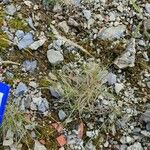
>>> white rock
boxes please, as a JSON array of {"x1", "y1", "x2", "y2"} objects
[
  {"x1": 145, "y1": 3, "x2": 150, "y2": 14},
  {"x1": 29, "y1": 37, "x2": 46, "y2": 50},
  {"x1": 127, "y1": 142, "x2": 143, "y2": 150},
  {"x1": 34, "y1": 140, "x2": 47, "y2": 150},
  {"x1": 117, "y1": 5, "x2": 124, "y2": 12},
  {"x1": 29, "y1": 81, "x2": 38, "y2": 88},
  {"x1": 104, "y1": 141, "x2": 109, "y2": 147},
  {"x1": 47, "y1": 49, "x2": 64, "y2": 65},
  {"x1": 115, "y1": 83, "x2": 124, "y2": 94},
  {"x1": 86, "y1": 131, "x2": 95, "y2": 137},
  {"x1": 58, "y1": 21, "x2": 69, "y2": 33},
  {"x1": 24, "y1": 0, "x2": 33, "y2": 7},
  {"x1": 109, "y1": 12, "x2": 116, "y2": 21},
  {"x1": 5, "y1": 4, "x2": 16, "y2": 16},
  {"x1": 126, "y1": 136, "x2": 133, "y2": 143},
  {"x1": 143, "y1": 52, "x2": 149, "y2": 62},
  {"x1": 138, "y1": 40, "x2": 146, "y2": 47},
  {"x1": 3, "y1": 139, "x2": 14, "y2": 146},
  {"x1": 83, "y1": 9, "x2": 91, "y2": 20}
]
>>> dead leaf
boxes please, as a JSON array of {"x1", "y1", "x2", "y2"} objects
[
  {"x1": 77, "y1": 121, "x2": 84, "y2": 139},
  {"x1": 51, "y1": 122, "x2": 63, "y2": 133},
  {"x1": 56, "y1": 135, "x2": 67, "y2": 147}
]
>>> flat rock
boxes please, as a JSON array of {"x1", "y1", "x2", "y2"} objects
[
  {"x1": 127, "y1": 142, "x2": 143, "y2": 150},
  {"x1": 18, "y1": 33, "x2": 34, "y2": 50},
  {"x1": 47, "y1": 49, "x2": 64, "y2": 65},
  {"x1": 29, "y1": 37, "x2": 46, "y2": 50},
  {"x1": 99, "y1": 25, "x2": 126, "y2": 40},
  {"x1": 22, "y1": 60, "x2": 37, "y2": 72}
]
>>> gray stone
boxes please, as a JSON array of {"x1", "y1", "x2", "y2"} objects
[
  {"x1": 29, "y1": 37, "x2": 46, "y2": 50},
  {"x1": 18, "y1": 33, "x2": 34, "y2": 50},
  {"x1": 58, "y1": 21, "x2": 69, "y2": 33},
  {"x1": 120, "y1": 145, "x2": 127, "y2": 150},
  {"x1": 49, "y1": 86, "x2": 61, "y2": 99},
  {"x1": 30, "y1": 102, "x2": 37, "y2": 110},
  {"x1": 145, "y1": 3, "x2": 150, "y2": 14},
  {"x1": 22, "y1": 60, "x2": 37, "y2": 72},
  {"x1": 5, "y1": 4, "x2": 16, "y2": 16},
  {"x1": 32, "y1": 97, "x2": 49, "y2": 113},
  {"x1": 109, "y1": 12, "x2": 116, "y2": 21},
  {"x1": 47, "y1": 49, "x2": 64, "y2": 65},
  {"x1": 15, "y1": 30, "x2": 24, "y2": 40},
  {"x1": 143, "y1": 52, "x2": 149, "y2": 61},
  {"x1": 107, "y1": 72, "x2": 117, "y2": 85},
  {"x1": 127, "y1": 142, "x2": 143, "y2": 150},
  {"x1": 29, "y1": 81, "x2": 38, "y2": 88},
  {"x1": 73, "y1": 0, "x2": 81, "y2": 6},
  {"x1": 146, "y1": 123, "x2": 150, "y2": 131},
  {"x1": 38, "y1": 101, "x2": 47, "y2": 113},
  {"x1": 34, "y1": 140, "x2": 47, "y2": 150},
  {"x1": 133, "y1": 127, "x2": 141, "y2": 134},
  {"x1": 52, "y1": 39, "x2": 64, "y2": 50},
  {"x1": 3, "y1": 129, "x2": 14, "y2": 146},
  {"x1": 2, "y1": 0, "x2": 10, "y2": 4},
  {"x1": 114, "y1": 38, "x2": 136, "y2": 69},
  {"x1": 27, "y1": 17, "x2": 36, "y2": 30},
  {"x1": 15, "y1": 82, "x2": 28, "y2": 96},
  {"x1": 58, "y1": 109, "x2": 67, "y2": 120},
  {"x1": 83, "y1": 9, "x2": 91, "y2": 20},
  {"x1": 117, "y1": 5, "x2": 124, "y2": 12},
  {"x1": 144, "y1": 19, "x2": 150, "y2": 32},
  {"x1": 85, "y1": 141, "x2": 96, "y2": 150},
  {"x1": 6, "y1": 71, "x2": 14, "y2": 78},
  {"x1": 68, "y1": 17, "x2": 79, "y2": 27},
  {"x1": 138, "y1": 40, "x2": 146, "y2": 47},
  {"x1": 147, "y1": 82, "x2": 150, "y2": 88},
  {"x1": 99, "y1": 25, "x2": 126, "y2": 40},
  {"x1": 142, "y1": 110, "x2": 150, "y2": 123},
  {"x1": 53, "y1": 3, "x2": 62, "y2": 13}
]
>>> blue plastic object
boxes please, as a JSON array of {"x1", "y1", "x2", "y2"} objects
[{"x1": 0, "y1": 82, "x2": 10, "y2": 125}]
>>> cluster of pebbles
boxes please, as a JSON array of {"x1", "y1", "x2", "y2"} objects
[{"x1": 0, "y1": 0, "x2": 149, "y2": 149}]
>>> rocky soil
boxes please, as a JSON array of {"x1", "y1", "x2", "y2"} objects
[{"x1": 0, "y1": 0, "x2": 150, "y2": 150}]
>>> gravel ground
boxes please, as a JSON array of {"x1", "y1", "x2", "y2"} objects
[{"x1": 0, "y1": 0, "x2": 150, "y2": 150}]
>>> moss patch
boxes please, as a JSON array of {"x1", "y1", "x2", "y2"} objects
[
  {"x1": 8, "y1": 18, "x2": 29, "y2": 31},
  {"x1": 0, "y1": 32, "x2": 10, "y2": 51}
]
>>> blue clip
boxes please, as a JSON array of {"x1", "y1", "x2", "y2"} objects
[{"x1": 0, "y1": 82, "x2": 10, "y2": 125}]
